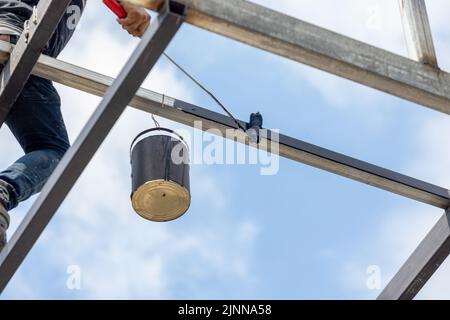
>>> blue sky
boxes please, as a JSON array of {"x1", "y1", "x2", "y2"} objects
[{"x1": 1, "y1": 0, "x2": 450, "y2": 299}]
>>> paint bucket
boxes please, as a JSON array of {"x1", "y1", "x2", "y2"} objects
[{"x1": 130, "y1": 128, "x2": 190, "y2": 222}]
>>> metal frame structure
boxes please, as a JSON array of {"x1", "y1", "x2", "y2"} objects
[
  {"x1": 0, "y1": 0, "x2": 448, "y2": 299},
  {"x1": 0, "y1": 0, "x2": 72, "y2": 125}
]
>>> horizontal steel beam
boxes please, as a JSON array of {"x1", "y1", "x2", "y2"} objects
[
  {"x1": 0, "y1": 40, "x2": 448, "y2": 209},
  {"x1": 125, "y1": 0, "x2": 450, "y2": 115},
  {"x1": 0, "y1": 0, "x2": 72, "y2": 126},
  {"x1": 0, "y1": 7, "x2": 184, "y2": 293},
  {"x1": 378, "y1": 208, "x2": 450, "y2": 300}
]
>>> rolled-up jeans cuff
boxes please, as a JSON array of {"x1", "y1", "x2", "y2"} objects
[{"x1": 0, "y1": 179, "x2": 18, "y2": 211}]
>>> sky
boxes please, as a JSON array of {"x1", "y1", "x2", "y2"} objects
[{"x1": 1, "y1": 0, "x2": 450, "y2": 299}]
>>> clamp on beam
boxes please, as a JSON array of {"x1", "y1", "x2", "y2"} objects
[{"x1": 247, "y1": 112, "x2": 263, "y2": 144}]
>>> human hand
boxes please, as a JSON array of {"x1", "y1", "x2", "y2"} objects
[{"x1": 117, "y1": 3, "x2": 151, "y2": 37}]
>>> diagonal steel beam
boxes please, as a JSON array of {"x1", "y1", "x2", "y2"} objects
[
  {"x1": 0, "y1": 0, "x2": 72, "y2": 126},
  {"x1": 0, "y1": 4, "x2": 184, "y2": 293},
  {"x1": 399, "y1": 0, "x2": 438, "y2": 67},
  {"x1": 378, "y1": 208, "x2": 450, "y2": 300},
  {"x1": 0, "y1": 40, "x2": 448, "y2": 210},
  {"x1": 124, "y1": 0, "x2": 450, "y2": 115}
]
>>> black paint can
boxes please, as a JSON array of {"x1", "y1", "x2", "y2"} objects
[{"x1": 130, "y1": 128, "x2": 190, "y2": 222}]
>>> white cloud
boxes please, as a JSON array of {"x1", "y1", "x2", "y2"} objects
[
  {"x1": 254, "y1": 0, "x2": 405, "y2": 54},
  {"x1": 71, "y1": 0, "x2": 449, "y2": 300},
  {"x1": 401, "y1": 116, "x2": 450, "y2": 299},
  {"x1": 337, "y1": 115, "x2": 450, "y2": 299},
  {"x1": 3, "y1": 1, "x2": 261, "y2": 299},
  {"x1": 2, "y1": 0, "x2": 450, "y2": 300},
  {"x1": 252, "y1": 0, "x2": 450, "y2": 116},
  {"x1": 250, "y1": 0, "x2": 405, "y2": 115},
  {"x1": 248, "y1": 4, "x2": 450, "y2": 299}
]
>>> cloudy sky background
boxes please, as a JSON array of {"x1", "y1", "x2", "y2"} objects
[{"x1": 1, "y1": 0, "x2": 450, "y2": 299}]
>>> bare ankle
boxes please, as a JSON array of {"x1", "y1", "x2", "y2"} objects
[{"x1": 0, "y1": 35, "x2": 11, "y2": 42}]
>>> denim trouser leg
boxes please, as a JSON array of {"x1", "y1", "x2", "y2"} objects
[{"x1": 0, "y1": 76, "x2": 70, "y2": 211}]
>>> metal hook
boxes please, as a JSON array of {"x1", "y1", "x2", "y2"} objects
[
  {"x1": 23, "y1": 20, "x2": 30, "y2": 44},
  {"x1": 150, "y1": 94, "x2": 164, "y2": 128},
  {"x1": 151, "y1": 114, "x2": 160, "y2": 128}
]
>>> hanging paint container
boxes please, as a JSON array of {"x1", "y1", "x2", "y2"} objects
[{"x1": 130, "y1": 128, "x2": 191, "y2": 222}]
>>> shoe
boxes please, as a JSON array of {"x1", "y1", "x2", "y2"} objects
[{"x1": 0, "y1": 202, "x2": 9, "y2": 252}]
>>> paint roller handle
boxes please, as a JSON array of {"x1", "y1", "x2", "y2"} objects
[{"x1": 103, "y1": 0, "x2": 128, "y2": 19}]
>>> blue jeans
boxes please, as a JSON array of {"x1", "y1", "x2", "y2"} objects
[{"x1": 0, "y1": 75, "x2": 70, "y2": 211}]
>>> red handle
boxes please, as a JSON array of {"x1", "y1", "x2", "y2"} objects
[{"x1": 103, "y1": 0, "x2": 127, "y2": 19}]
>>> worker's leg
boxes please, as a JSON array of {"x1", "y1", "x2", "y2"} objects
[{"x1": 0, "y1": 76, "x2": 70, "y2": 211}]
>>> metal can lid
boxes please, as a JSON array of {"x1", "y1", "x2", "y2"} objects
[{"x1": 132, "y1": 179, "x2": 191, "y2": 222}]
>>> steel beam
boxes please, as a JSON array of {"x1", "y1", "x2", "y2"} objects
[
  {"x1": 0, "y1": 5, "x2": 184, "y2": 293},
  {"x1": 124, "y1": 0, "x2": 450, "y2": 115},
  {"x1": 0, "y1": 0, "x2": 72, "y2": 126},
  {"x1": 0, "y1": 40, "x2": 448, "y2": 210},
  {"x1": 123, "y1": 0, "x2": 450, "y2": 301},
  {"x1": 0, "y1": 0, "x2": 449, "y2": 297},
  {"x1": 399, "y1": 0, "x2": 438, "y2": 67},
  {"x1": 378, "y1": 209, "x2": 450, "y2": 300}
]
